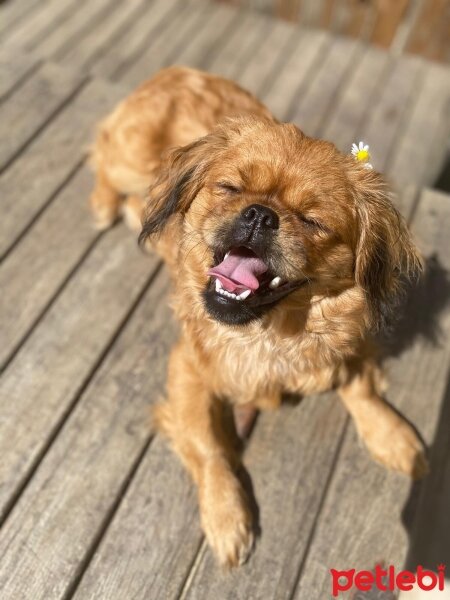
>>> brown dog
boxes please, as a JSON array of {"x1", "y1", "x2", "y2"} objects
[{"x1": 90, "y1": 66, "x2": 427, "y2": 568}]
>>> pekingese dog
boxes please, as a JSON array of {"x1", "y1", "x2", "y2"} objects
[{"x1": 90, "y1": 66, "x2": 427, "y2": 567}]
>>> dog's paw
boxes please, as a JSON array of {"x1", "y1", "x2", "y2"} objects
[
  {"x1": 200, "y1": 471, "x2": 254, "y2": 568},
  {"x1": 363, "y1": 417, "x2": 429, "y2": 479},
  {"x1": 91, "y1": 207, "x2": 117, "y2": 231}
]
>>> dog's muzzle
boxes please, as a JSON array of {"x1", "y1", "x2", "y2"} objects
[{"x1": 202, "y1": 205, "x2": 308, "y2": 325}]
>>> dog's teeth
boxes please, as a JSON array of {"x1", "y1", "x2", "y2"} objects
[
  {"x1": 221, "y1": 290, "x2": 237, "y2": 299},
  {"x1": 215, "y1": 279, "x2": 223, "y2": 292},
  {"x1": 269, "y1": 276, "x2": 282, "y2": 289},
  {"x1": 238, "y1": 289, "x2": 251, "y2": 300},
  {"x1": 224, "y1": 251, "x2": 230, "y2": 259}
]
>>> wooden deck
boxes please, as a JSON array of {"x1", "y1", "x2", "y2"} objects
[{"x1": 0, "y1": 0, "x2": 449, "y2": 598}]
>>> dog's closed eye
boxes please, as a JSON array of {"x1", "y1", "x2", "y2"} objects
[
  {"x1": 297, "y1": 213, "x2": 329, "y2": 233},
  {"x1": 216, "y1": 182, "x2": 241, "y2": 194}
]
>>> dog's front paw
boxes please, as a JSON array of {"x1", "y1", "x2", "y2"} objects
[
  {"x1": 362, "y1": 417, "x2": 429, "y2": 479},
  {"x1": 199, "y1": 467, "x2": 254, "y2": 568}
]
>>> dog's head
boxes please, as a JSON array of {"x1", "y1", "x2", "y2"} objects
[{"x1": 140, "y1": 117, "x2": 422, "y2": 329}]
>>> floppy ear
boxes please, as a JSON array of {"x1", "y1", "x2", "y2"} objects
[
  {"x1": 351, "y1": 166, "x2": 423, "y2": 330},
  {"x1": 138, "y1": 130, "x2": 227, "y2": 245}
]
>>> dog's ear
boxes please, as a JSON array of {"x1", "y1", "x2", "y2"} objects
[
  {"x1": 350, "y1": 165, "x2": 423, "y2": 330},
  {"x1": 139, "y1": 130, "x2": 227, "y2": 245}
]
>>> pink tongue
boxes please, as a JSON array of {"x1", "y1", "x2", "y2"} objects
[{"x1": 208, "y1": 249, "x2": 268, "y2": 293}]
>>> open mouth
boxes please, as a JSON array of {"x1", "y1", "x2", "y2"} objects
[{"x1": 203, "y1": 246, "x2": 308, "y2": 325}]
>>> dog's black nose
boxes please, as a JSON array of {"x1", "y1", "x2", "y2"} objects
[{"x1": 241, "y1": 204, "x2": 279, "y2": 231}]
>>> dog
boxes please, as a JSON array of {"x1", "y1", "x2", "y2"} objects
[{"x1": 90, "y1": 66, "x2": 428, "y2": 568}]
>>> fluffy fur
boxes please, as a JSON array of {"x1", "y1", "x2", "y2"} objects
[{"x1": 90, "y1": 66, "x2": 427, "y2": 568}]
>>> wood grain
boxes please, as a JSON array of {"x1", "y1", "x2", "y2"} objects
[
  {"x1": 34, "y1": 0, "x2": 125, "y2": 62},
  {"x1": 0, "y1": 223, "x2": 159, "y2": 523},
  {"x1": 387, "y1": 62, "x2": 450, "y2": 187},
  {"x1": 55, "y1": 0, "x2": 149, "y2": 71},
  {"x1": 0, "y1": 45, "x2": 39, "y2": 101},
  {"x1": 262, "y1": 29, "x2": 329, "y2": 120},
  {"x1": 0, "y1": 77, "x2": 125, "y2": 259},
  {"x1": 358, "y1": 54, "x2": 424, "y2": 173},
  {"x1": 0, "y1": 269, "x2": 174, "y2": 600},
  {"x1": 90, "y1": 0, "x2": 181, "y2": 81},
  {"x1": 322, "y1": 44, "x2": 389, "y2": 152},
  {"x1": 164, "y1": 3, "x2": 241, "y2": 71},
  {"x1": 0, "y1": 61, "x2": 84, "y2": 173},
  {"x1": 120, "y1": 3, "x2": 209, "y2": 88},
  {"x1": 289, "y1": 35, "x2": 359, "y2": 135},
  {"x1": 0, "y1": 168, "x2": 97, "y2": 367},
  {"x1": 207, "y1": 10, "x2": 271, "y2": 79},
  {"x1": 234, "y1": 18, "x2": 299, "y2": 96},
  {"x1": 73, "y1": 436, "x2": 202, "y2": 600},
  {"x1": 0, "y1": 0, "x2": 42, "y2": 38},
  {"x1": 2, "y1": 0, "x2": 84, "y2": 51}
]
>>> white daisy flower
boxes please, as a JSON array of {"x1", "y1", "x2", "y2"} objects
[{"x1": 351, "y1": 141, "x2": 372, "y2": 168}]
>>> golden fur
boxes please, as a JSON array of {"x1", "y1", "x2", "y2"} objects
[{"x1": 90, "y1": 66, "x2": 427, "y2": 568}]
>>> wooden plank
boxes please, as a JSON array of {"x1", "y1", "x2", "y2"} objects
[
  {"x1": 0, "y1": 268, "x2": 174, "y2": 600},
  {"x1": 2, "y1": 0, "x2": 85, "y2": 51},
  {"x1": 90, "y1": 0, "x2": 183, "y2": 81},
  {"x1": 262, "y1": 29, "x2": 330, "y2": 121},
  {"x1": 292, "y1": 187, "x2": 450, "y2": 598},
  {"x1": 405, "y1": 362, "x2": 450, "y2": 572},
  {"x1": 370, "y1": 0, "x2": 409, "y2": 48},
  {"x1": 207, "y1": 10, "x2": 271, "y2": 79},
  {"x1": 33, "y1": 0, "x2": 123, "y2": 61},
  {"x1": 386, "y1": 62, "x2": 450, "y2": 187},
  {"x1": 0, "y1": 0, "x2": 42, "y2": 37},
  {"x1": 0, "y1": 61, "x2": 85, "y2": 173},
  {"x1": 0, "y1": 168, "x2": 97, "y2": 368},
  {"x1": 0, "y1": 77, "x2": 126, "y2": 260},
  {"x1": 357, "y1": 54, "x2": 424, "y2": 174},
  {"x1": 321, "y1": 44, "x2": 389, "y2": 153},
  {"x1": 406, "y1": 0, "x2": 448, "y2": 59},
  {"x1": 0, "y1": 223, "x2": 160, "y2": 525},
  {"x1": 73, "y1": 436, "x2": 202, "y2": 600},
  {"x1": 54, "y1": 0, "x2": 149, "y2": 71},
  {"x1": 233, "y1": 18, "x2": 298, "y2": 96},
  {"x1": 120, "y1": 3, "x2": 210, "y2": 88},
  {"x1": 289, "y1": 35, "x2": 359, "y2": 135},
  {"x1": 160, "y1": 2, "x2": 241, "y2": 71},
  {"x1": 0, "y1": 45, "x2": 39, "y2": 101}
]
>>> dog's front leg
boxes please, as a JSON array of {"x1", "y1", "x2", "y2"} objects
[
  {"x1": 338, "y1": 359, "x2": 429, "y2": 479},
  {"x1": 154, "y1": 339, "x2": 254, "y2": 567}
]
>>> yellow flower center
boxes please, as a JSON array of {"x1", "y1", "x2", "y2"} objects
[{"x1": 356, "y1": 149, "x2": 370, "y2": 162}]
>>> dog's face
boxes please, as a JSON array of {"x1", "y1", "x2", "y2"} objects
[{"x1": 141, "y1": 117, "x2": 421, "y2": 329}]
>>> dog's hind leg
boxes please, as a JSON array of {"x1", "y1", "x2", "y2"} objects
[
  {"x1": 153, "y1": 339, "x2": 254, "y2": 568},
  {"x1": 90, "y1": 169, "x2": 122, "y2": 230},
  {"x1": 122, "y1": 195, "x2": 145, "y2": 232}
]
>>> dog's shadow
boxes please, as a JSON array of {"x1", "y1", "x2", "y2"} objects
[
  {"x1": 394, "y1": 256, "x2": 450, "y2": 572},
  {"x1": 371, "y1": 255, "x2": 450, "y2": 572},
  {"x1": 379, "y1": 254, "x2": 450, "y2": 359}
]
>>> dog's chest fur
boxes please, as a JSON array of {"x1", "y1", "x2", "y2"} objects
[{"x1": 201, "y1": 316, "x2": 358, "y2": 405}]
